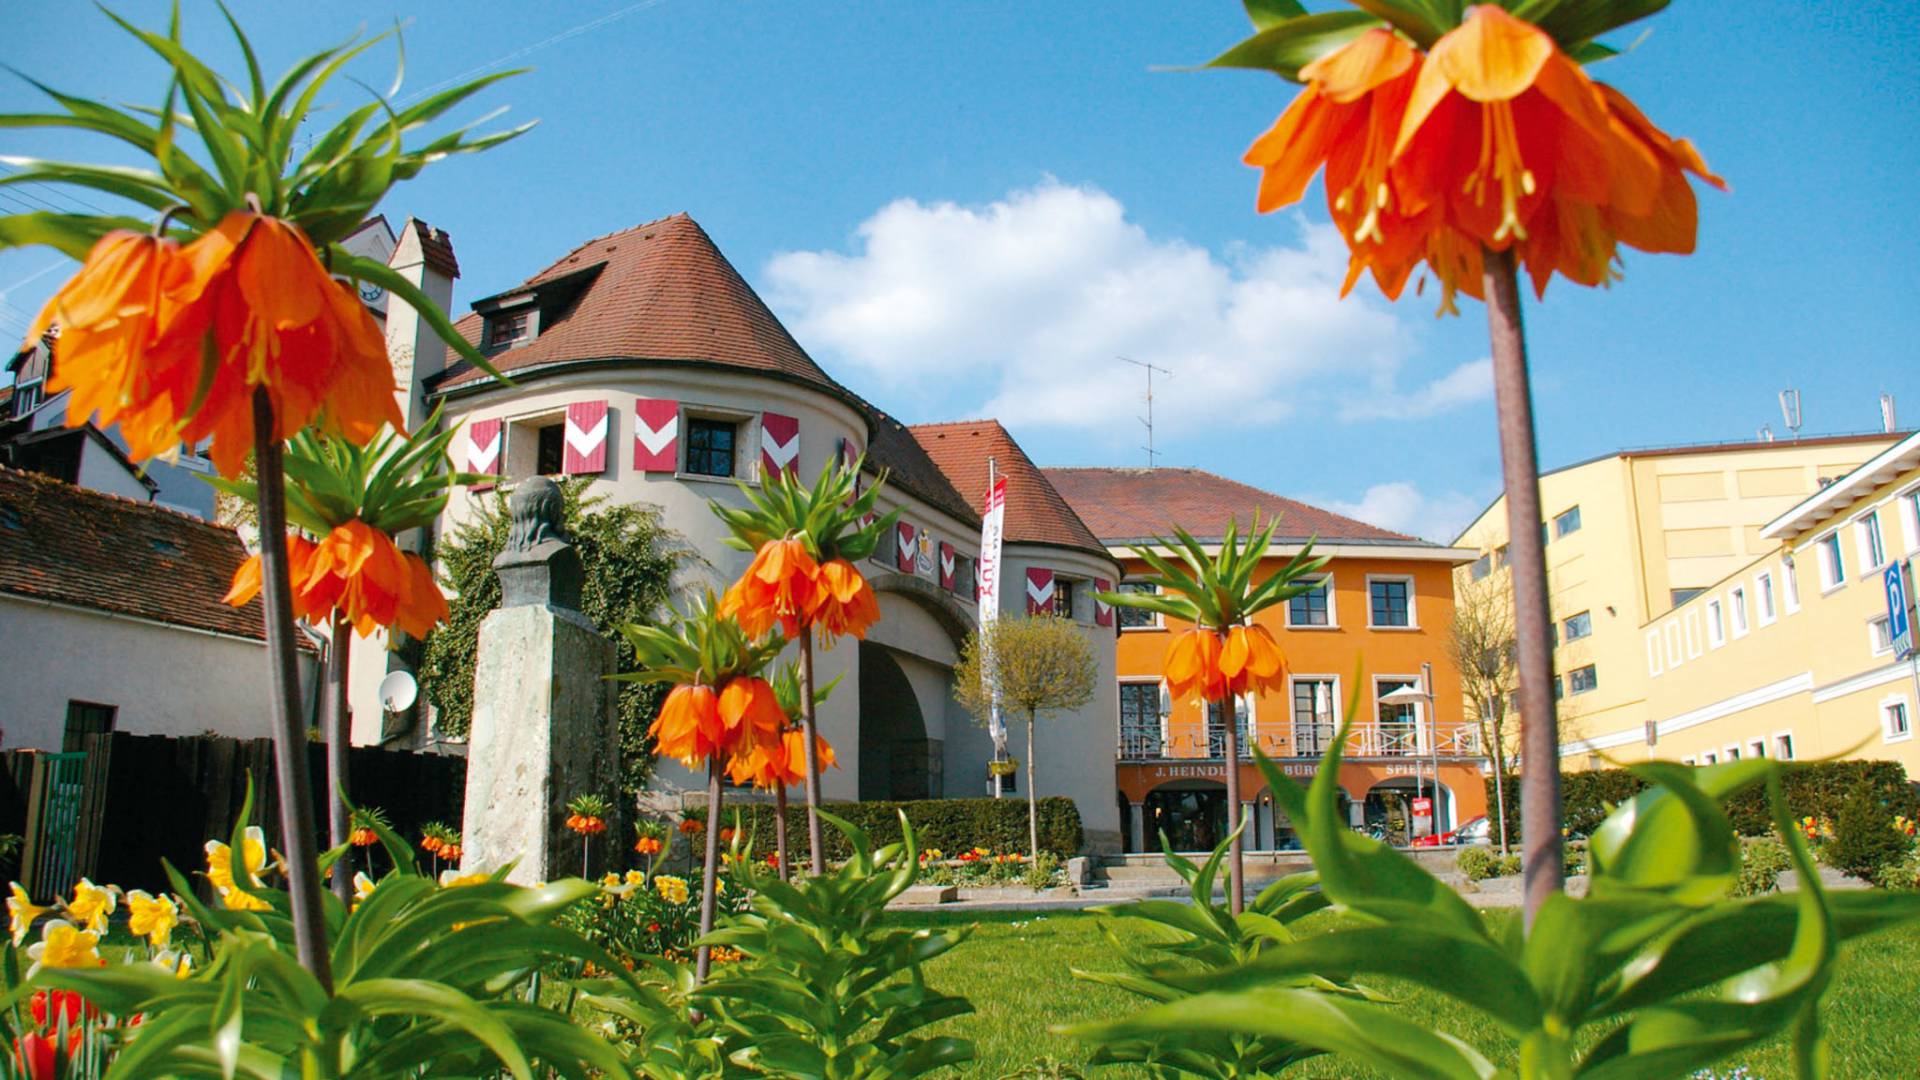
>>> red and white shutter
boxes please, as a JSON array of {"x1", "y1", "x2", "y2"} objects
[
  {"x1": 896, "y1": 522, "x2": 917, "y2": 573},
  {"x1": 1025, "y1": 568, "x2": 1055, "y2": 615},
  {"x1": 760, "y1": 412, "x2": 799, "y2": 478},
  {"x1": 632, "y1": 399, "x2": 679, "y2": 472},
  {"x1": 466, "y1": 418, "x2": 503, "y2": 478},
  {"x1": 1093, "y1": 577, "x2": 1115, "y2": 627},
  {"x1": 563, "y1": 400, "x2": 609, "y2": 474},
  {"x1": 938, "y1": 542, "x2": 957, "y2": 591}
]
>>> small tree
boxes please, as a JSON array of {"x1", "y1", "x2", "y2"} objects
[
  {"x1": 1827, "y1": 780, "x2": 1912, "y2": 883},
  {"x1": 954, "y1": 615, "x2": 1097, "y2": 862},
  {"x1": 1447, "y1": 576, "x2": 1518, "y2": 855},
  {"x1": 420, "y1": 479, "x2": 686, "y2": 798}
]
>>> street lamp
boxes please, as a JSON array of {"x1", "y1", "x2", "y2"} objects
[{"x1": 1379, "y1": 661, "x2": 1442, "y2": 835}]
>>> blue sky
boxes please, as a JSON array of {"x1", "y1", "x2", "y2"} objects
[{"x1": 5, "y1": 1, "x2": 1917, "y2": 540}]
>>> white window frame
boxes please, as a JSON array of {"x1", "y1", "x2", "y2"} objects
[
  {"x1": 1563, "y1": 610, "x2": 1593, "y2": 642},
  {"x1": 1116, "y1": 677, "x2": 1169, "y2": 753},
  {"x1": 1684, "y1": 609, "x2": 1704, "y2": 658},
  {"x1": 1114, "y1": 581, "x2": 1165, "y2": 631},
  {"x1": 1288, "y1": 673, "x2": 1343, "y2": 756},
  {"x1": 1756, "y1": 571, "x2": 1777, "y2": 626},
  {"x1": 1645, "y1": 631, "x2": 1664, "y2": 677},
  {"x1": 1363, "y1": 574, "x2": 1418, "y2": 630},
  {"x1": 1567, "y1": 663, "x2": 1598, "y2": 696},
  {"x1": 1749, "y1": 738, "x2": 1767, "y2": 759},
  {"x1": 1284, "y1": 573, "x2": 1338, "y2": 630},
  {"x1": 1903, "y1": 484, "x2": 1920, "y2": 555},
  {"x1": 1729, "y1": 586, "x2": 1750, "y2": 638},
  {"x1": 503, "y1": 406, "x2": 569, "y2": 481},
  {"x1": 678, "y1": 404, "x2": 758, "y2": 486},
  {"x1": 1703, "y1": 751, "x2": 1718, "y2": 765},
  {"x1": 1665, "y1": 622, "x2": 1683, "y2": 668},
  {"x1": 1706, "y1": 598, "x2": 1726, "y2": 648},
  {"x1": 1870, "y1": 614, "x2": 1895, "y2": 657},
  {"x1": 1723, "y1": 744, "x2": 1741, "y2": 761},
  {"x1": 1773, "y1": 730, "x2": 1796, "y2": 761},
  {"x1": 1783, "y1": 556, "x2": 1802, "y2": 613},
  {"x1": 1816, "y1": 531, "x2": 1846, "y2": 593},
  {"x1": 1856, "y1": 510, "x2": 1888, "y2": 576},
  {"x1": 1881, "y1": 694, "x2": 1912, "y2": 744}
]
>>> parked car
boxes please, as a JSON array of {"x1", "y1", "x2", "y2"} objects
[{"x1": 1410, "y1": 815, "x2": 1491, "y2": 848}]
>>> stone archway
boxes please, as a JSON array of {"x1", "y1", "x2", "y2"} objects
[{"x1": 857, "y1": 642, "x2": 937, "y2": 800}]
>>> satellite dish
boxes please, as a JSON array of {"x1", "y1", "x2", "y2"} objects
[{"x1": 378, "y1": 670, "x2": 418, "y2": 713}]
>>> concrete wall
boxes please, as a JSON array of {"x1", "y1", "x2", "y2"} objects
[{"x1": 0, "y1": 596, "x2": 319, "y2": 750}]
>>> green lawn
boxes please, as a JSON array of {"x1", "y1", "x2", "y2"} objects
[{"x1": 904, "y1": 906, "x2": 1920, "y2": 1079}]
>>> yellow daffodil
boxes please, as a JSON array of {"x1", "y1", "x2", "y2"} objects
[
  {"x1": 623, "y1": 869, "x2": 646, "y2": 887},
  {"x1": 125, "y1": 890, "x2": 178, "y2": 948},
  {"x1": 438, "y1": 870, "x2": 489, "y2": 888},
  {"x1": 600, "y1": 872, "x2": 622, "y2": 888},
  {"x1": 205, "y1": 828, "x2": 268, "y2": 893},
  {"x1": 352, "y1": 872, "x2": 376, "y2": 907},
  {"x1": 8, "y1": 883, "x2": 50, "y2": 947},
  {"x1": 153, "y1": 948, "x2": 193, "y2": 979},
  {"x1": 27, "y1": 920, "x2": 104, "y2": 976},
  {"x1": 64, "y1": 878, "x2": 116, "y2": 935},
  {"x1": 654, "y1": 875, "x2": 690, "y2": 905}
]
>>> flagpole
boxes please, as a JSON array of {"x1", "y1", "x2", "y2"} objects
[{"x1": 985, "y1": 458, "x2": 1005, "y2": 799}]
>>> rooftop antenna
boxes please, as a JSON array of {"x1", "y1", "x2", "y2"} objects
[
  {"x1": 1757, "y1": 423, "x2": 1774, "y2": 442},
  {"x1": 1881, "y1": 393, "x2": 1898, "y2": 433},
  {"x1": 1778, "y1": 389, "x2": 1803, "y2": 439},
  {"x1": 1119, "y1": 356, "x2": 1172, "y2": 468}
]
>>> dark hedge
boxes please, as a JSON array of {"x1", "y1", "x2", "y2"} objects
[
  {"x1": 1487, "y1": 759, "x2": 1919, "y2": 845},
  {"x1": 688, "y1": 796, "x2": 1085, "y2": 859}
]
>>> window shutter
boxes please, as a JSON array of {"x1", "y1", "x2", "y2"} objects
[
  {"x1": 632, "y1": 398, "x2": 679, "y2": 472},
  {"x1": 466, "y1": 418, "x2": 502, "y2": 477},
  {"x1": 896, "y1": 522, "x2": 917, "y2": 573},
  {"x1": 760, "y1": 412, "x2": 800, "y2": 479},
  {"x1": 1093, "y1": 577, "x2": 1114, "y2": 627},
  {"x1": 563, "y1": 400, "x2": 609, "y2": 474},
  {"x1": 938, "y1": 542, "x2": 957, "y2": 590},
  {"x1": 1025, "y1": 567, "x2": 1055, "y2": 615}
]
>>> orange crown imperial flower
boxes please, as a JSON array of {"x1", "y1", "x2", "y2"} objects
[
  {"x1": 721, "y1": 537, "x2": 822, "y2": 640},
  {"x1": 223, "y1": 520, "x2": 449, "y2": 638},
  {"x1": 727, "y1": 726, "x2": 839, "y2": 790},
  {"x1": 649, "y1": 676, "x2": 785, "y2": 769},
  {"x1": 810, "y1": 558, "x2": 881, "y2": 641},
  {"x1": 1220, "y1": 624, "x2": 1286, "y2": 696}
]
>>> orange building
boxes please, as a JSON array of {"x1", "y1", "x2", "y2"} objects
[{"x1": 1047, "y1": 468, "x2": 1486, "y2": 852}]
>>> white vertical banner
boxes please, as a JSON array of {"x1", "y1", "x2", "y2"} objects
[{"x1": 979, "y1": 475, "x2": 1008, "y2": 757}]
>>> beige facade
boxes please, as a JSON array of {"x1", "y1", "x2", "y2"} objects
[
  {"x1": 1453, "y1": 434, "x2": 1899, "y2": 759},
  {"x1": 1585, "y1": 433, "x2": 1920, "y2": 772}
]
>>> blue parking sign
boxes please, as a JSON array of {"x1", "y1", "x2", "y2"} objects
[{"x1": 1887, "y1": 560, "x2": 1915, "y2": 659}]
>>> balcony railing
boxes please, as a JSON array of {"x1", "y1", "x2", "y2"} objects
[{"x1": 1118, "y1": 722, "x2": 1484, "y2": 762}]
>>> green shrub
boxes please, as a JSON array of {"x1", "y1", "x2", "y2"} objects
[
  {"x1": 1826, "y1": 780, "x2": 1915, "y2": 882},
  {"x1": 1456, "y1": 846, "x2": 1520, "y2": 881},
  {"x1": 690, "y1": 796, "x2": 1084, "y2": 859},
  {"x1": 1874, "y1": 848, "x2": 1920, "y2": 891},
  {"x1": 1731, "y1": 835, "x2": 1792, "y2": 897},
  {"x1": 1024, "y1": 852, "x2": 1061, "y2": 891},
  {"x1": 1489, "y1": 759, "x2": 1920, "y2": 845},
  {"x1": 1564, "y1": 840, "x2": 1588, "y2": 878}
]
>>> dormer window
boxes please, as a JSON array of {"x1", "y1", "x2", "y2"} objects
[{"x1": 487, "y1": 310, "x2": 530, "y2": 350}]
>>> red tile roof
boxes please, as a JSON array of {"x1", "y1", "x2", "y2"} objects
[
  {"x1": 910, "y1": 421, "x2": 1107, "y2": 558},
  {"x1": 0, "y1": 467, "x2": 272, "y2": 640},
  {"x1": 1041, "y1": 467, "x2": 1423, "y2": 547},
  {"x1": 433, "y1": 213, "x2": 840, "y2": 396}
]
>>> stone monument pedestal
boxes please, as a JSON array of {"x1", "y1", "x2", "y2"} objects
[{"x1": 461, "y1": 477, "x2": 623, "y2": 884}]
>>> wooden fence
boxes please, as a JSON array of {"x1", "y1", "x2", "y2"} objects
[{"x1": 5, "y1": 732, "x2": 466, "y2": 898}]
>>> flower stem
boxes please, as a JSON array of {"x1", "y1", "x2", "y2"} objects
[
  {"x1": 798, "y1": 631, "x2": 825, "y2": 876},
  {"x1": 774, "y1": 782, "x2": 791, "y2": 882},
  {"x1": 1480, "y1": 247, "x2": 1563, "y2": 928},
  {"x1": 695, "y1": 758, "x2": 723, "y2": 984},
  {"x1": 251, "y1": 387, "x2": 333, "y2": 990},
  {"x1": 327, "y1": 613, "x2": 353, "y2": 906},
  {"x1": 1219, "y1": 686, "x2": 1243, "y2": 915}
]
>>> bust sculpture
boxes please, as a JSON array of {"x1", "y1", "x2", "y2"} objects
[{"x1": 493, "y1": 476, "x2": 584, "y2": 610}]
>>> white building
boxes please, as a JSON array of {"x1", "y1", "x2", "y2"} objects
[{"x1": 352, "y1": 214, "x2": 1126, "y2": 849}]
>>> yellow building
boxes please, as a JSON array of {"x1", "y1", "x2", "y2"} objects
[
  {"x1": 1601, "y1": 431, "x2": 1920, "y2": 772},
  {"x1": 1452, "y1": 433, "x2": 1901, "y2": 758}
]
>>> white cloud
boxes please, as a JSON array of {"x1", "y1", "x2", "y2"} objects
[
  {"x1": 1339, "y1": 357, "x2": 1492, "y2": 420},
  {"x1": 764, "y1": 179, "x2": 1478, "y2": 440},
  {"x1": 1324, "y1": 482, "x2": 1486, "y2": 545}
]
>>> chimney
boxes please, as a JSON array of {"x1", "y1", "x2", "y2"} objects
[
  {"x1": 1882, "y1": 393, "x2": 1898, "y2": 434},
  {"x1": 385, "y1": 218, "x2": 460, "y2": 433}
]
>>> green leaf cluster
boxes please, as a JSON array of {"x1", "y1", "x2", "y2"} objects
[
  {"x1": 711, "y1": 455, "x2": 901, "y2": 566},
  {"x1": 207, "y1": 404, "x2": 478, "y2": 536},
  {"x1": 1202, "y1": 0, "x2": 1670, "y2": 82},
  {"x1": 1098, "y1": 515, "x2": 1326, "y2": 632},
  {"x1": 34, "y1": 786, "x2": 638, "y2": 1079},
  {"x1": 1069, "y1": 681, "x2": 1920, "y2": 1079},
  {"x1": 613, "y1": 589, "x2": 786, "y2": 691},
  {"x1": 1074, "y1": 826, "x2": 1366, "y2": 1078},
  {"x1": 418, "y1": 479, "x2": 684, "y2": 797},
  {"x1": 0, "y1": 4, "x2": 526, "y2": 384}
]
